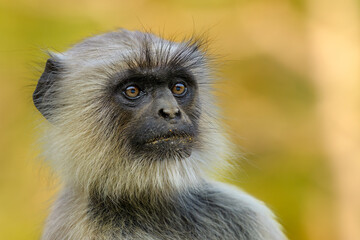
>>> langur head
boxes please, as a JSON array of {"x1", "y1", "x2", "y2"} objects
[{"x1": 33, "y1": 30, "x2": 230, "y2": 199}]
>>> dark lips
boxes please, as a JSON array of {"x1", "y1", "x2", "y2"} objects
[{"x1": 145, "y1": 132, "x2": 194, "y2": 145}]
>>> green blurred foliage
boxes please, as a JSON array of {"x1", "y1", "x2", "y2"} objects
[{"x1": 0, "y1": 0, "x2": 336, "y2": 239}]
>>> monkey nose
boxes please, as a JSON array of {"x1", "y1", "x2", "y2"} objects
[{"x1": 158, "y1": 107, "x2": 181, "y2": 120}]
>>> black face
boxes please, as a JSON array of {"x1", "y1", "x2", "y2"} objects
[{"x1": 110, "y1": 67, "x2": 200, "y2": 160}]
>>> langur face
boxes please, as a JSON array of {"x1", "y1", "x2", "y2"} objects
[{"x1": 34, "y1": 34, "x2": 206, "y2": 162}]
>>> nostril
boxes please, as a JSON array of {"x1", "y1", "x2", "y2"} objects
[
  {"x1": 159, "y1": 108, "x2": 169, "y2": 119},
  {"x1": 175, "y1": 109, "x2": 181, "y2": 118}
]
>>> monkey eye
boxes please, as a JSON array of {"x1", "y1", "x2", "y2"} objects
[
  {"x1": 171, "y1": 82, "x2": 187, "y2": 97},
  {"x1": 123, "y1": 85, "x2": 141, "y2": 99}
]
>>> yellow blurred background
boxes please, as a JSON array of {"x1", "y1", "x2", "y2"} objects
[{"x1": 1, "y1": 0, "x2": 359, "y2": 239}]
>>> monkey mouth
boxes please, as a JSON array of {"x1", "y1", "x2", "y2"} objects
[
  {"x1": 141, "y1": 133, "x2": 194, "y2": 159},
  {"x1": 130, "y1": 127, "x2": 197, "y2": 159},
  {"x1": 145, "y1": 133, "x2": 194, "y2": 145}
]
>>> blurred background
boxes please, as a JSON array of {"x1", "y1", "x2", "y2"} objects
[{"x1": 0, "y1": 0, "x2": 359, "y2": 239}]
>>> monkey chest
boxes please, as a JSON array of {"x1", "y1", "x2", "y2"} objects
[{"x1": 87, "y1": 196, "x2": 252, "y2": 240}]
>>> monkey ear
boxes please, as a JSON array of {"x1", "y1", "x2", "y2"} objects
[{"x1": 33, "y1": 58, "x2": 61, "y2": 121}]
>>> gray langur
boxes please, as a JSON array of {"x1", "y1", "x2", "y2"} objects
[{"x1": 33, "y1": 29, "x2": 287, "y2": 240}]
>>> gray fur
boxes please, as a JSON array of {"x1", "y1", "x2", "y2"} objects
[{"x1": 35, "y1": 29, "x2": 287, "y2": 240}]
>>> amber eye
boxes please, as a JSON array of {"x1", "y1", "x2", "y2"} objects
[
  {"x1": 172, "y1": 83, "x2": 187, "y2": 96},
  {"x1": 124, "y1": 85, "x2": 140, "y2": 99}
]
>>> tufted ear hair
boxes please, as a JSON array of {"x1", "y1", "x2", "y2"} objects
[{"x1": 33, "y1": 58, "x2": 62, "y2": 121}]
